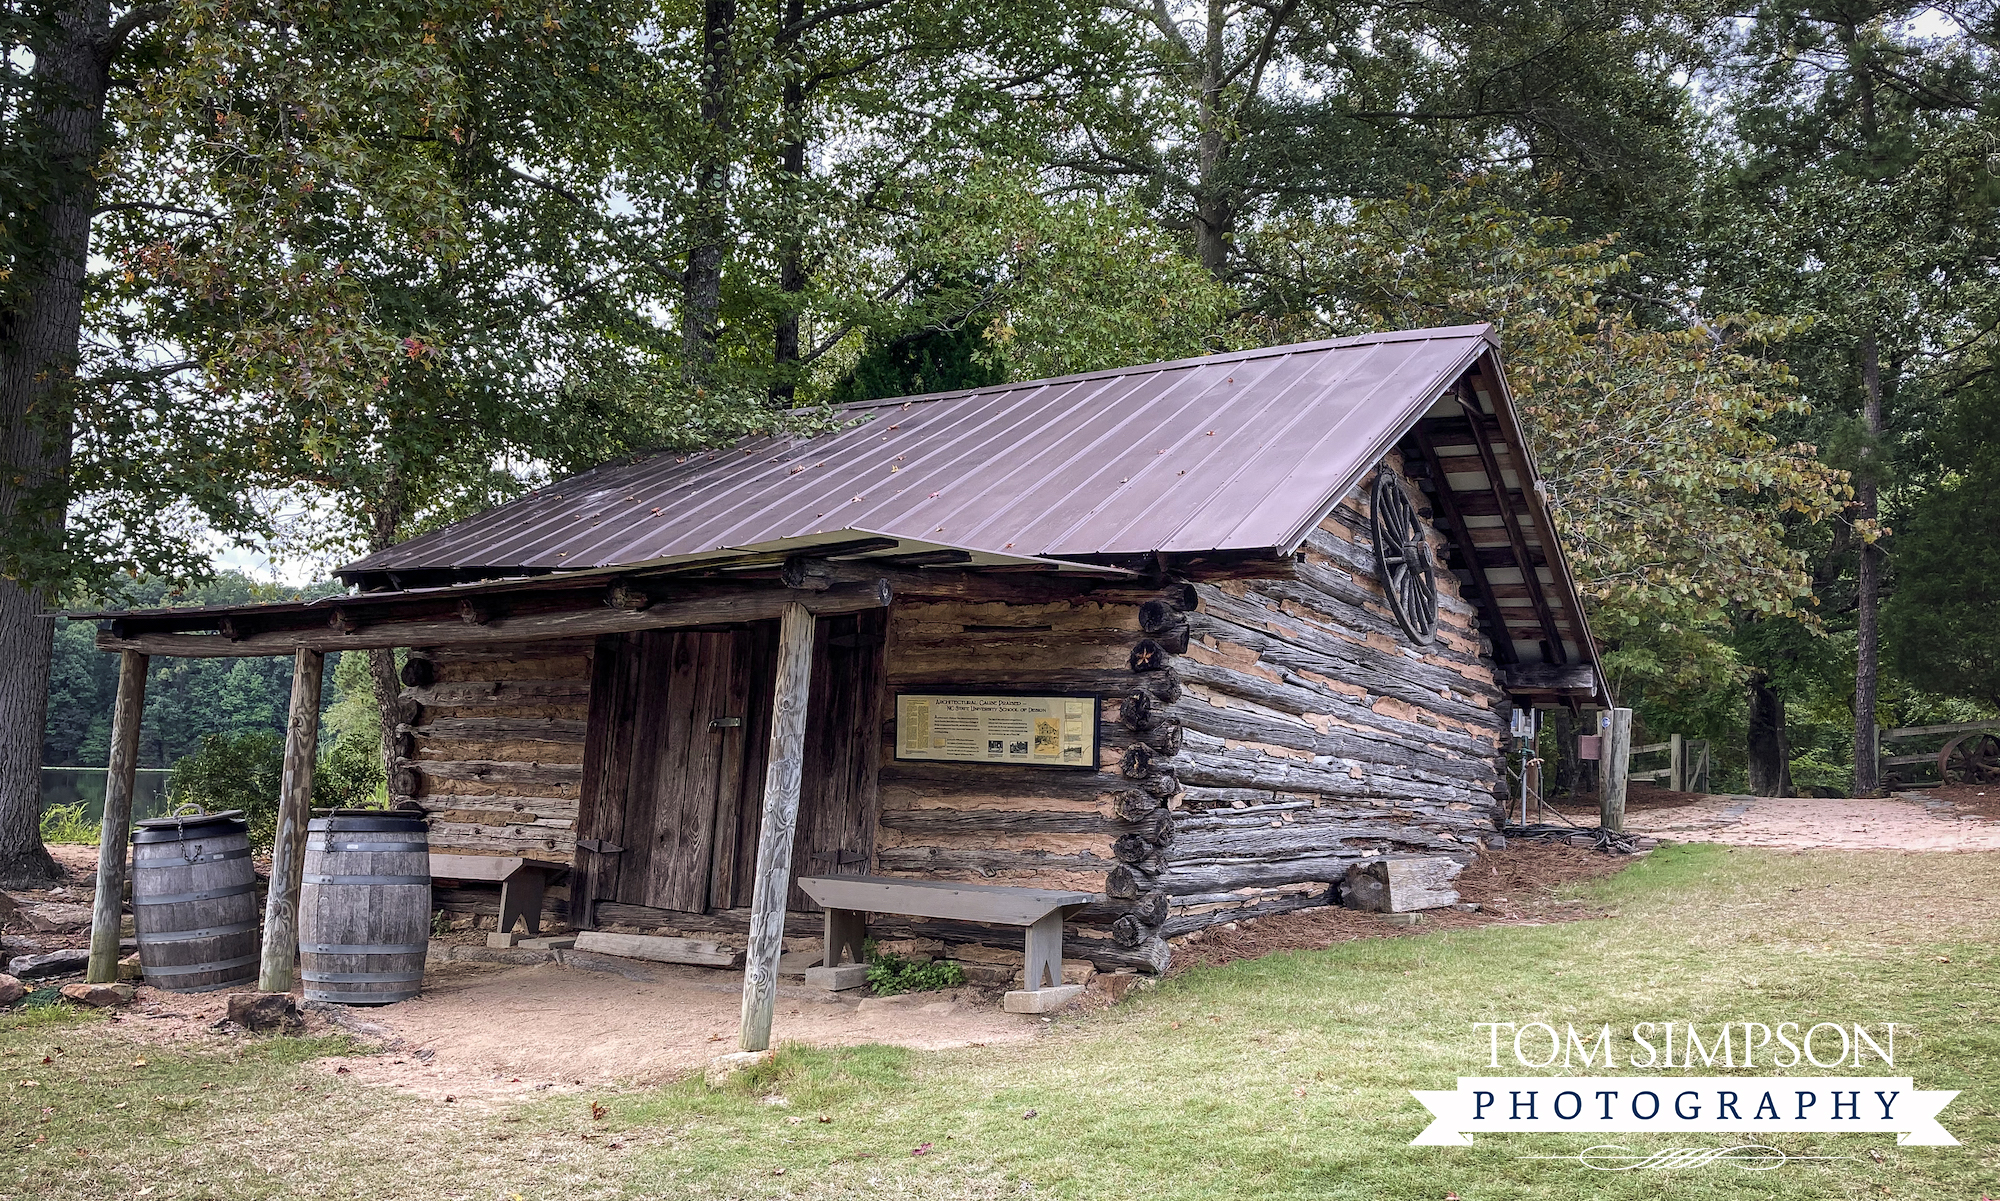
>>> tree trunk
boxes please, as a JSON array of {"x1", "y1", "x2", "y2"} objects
[
  {"x1": 1747, "y1": 671, "x2": 1792, "y2": 799},
  {"x1": 366, "y1": 476, "x2": 407, "y2": 786},
  {"x1": 1191, "y1": 0, "x2": 1232, "y2": 276},
  {"x1": 681, "y1": 0, "x2": 737, "y2": 380},
  {"x1": 1550, "y1": 707, "x2": 1580, "y2": 802},
  {"x1": 1852, "y1": 330, "x2": 1882, "y2": 797},
  {"x1": 769, "y1": 0, "x2": 806, "y2": 404},
  {"x1": 0, "y1": 0, "x2": 114, "y2": 885}
]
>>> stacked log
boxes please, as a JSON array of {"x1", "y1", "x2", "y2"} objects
[
  {"x1": 1130, "y1": 463, "x2": 1511, "y2": 942},
  {"x1": 392, "y1": 640, "x2": 591, "y2": 867},
  {"x1": 874, "y1": 592, "x2": 1177, "y2": 973}
]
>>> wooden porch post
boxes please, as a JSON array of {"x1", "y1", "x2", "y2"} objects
[
  {"x1": 258, "y1": 648, "x2": 325, "y2": 992},
  {"x1": 738, "y1": 602, "x2": 816, "y2": 1052},
  {"x1": 86, "y1": 651, "x2": 148, "y2": 983},
  {"x1": 1599, "y1": 707, "x2": 1633, "y2": 834}
]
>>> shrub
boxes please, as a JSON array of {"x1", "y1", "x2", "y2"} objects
[
  {"x1": 865, "y1": 950, "x2": 966, "y2": 997},
  {"x1": 167, "y1": 731, "x2": 285, "y2": 849},
  {"x1": 38, "y1": 801, "x2": 96, "y2": 845}
]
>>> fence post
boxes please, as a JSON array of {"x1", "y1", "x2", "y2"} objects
[
  {"x1": 1599, "y1": 708, "x2": 1633, "y2": 833},
  {"x1": 1669, "y1": 732, "x2": 1685, "y2": 792}
]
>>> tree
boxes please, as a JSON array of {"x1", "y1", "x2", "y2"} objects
[
  {"x1": 1059, "y1": 0, "x2": 1712, "y2": 286},
  {"x1": 1700, "y1": 4, "x2": 2000, "y2": 792}
]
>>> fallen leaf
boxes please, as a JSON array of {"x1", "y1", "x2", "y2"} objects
[
  {"x1": 1293, "y1": 1086, "x2": 1307, "y2": 1097},
  {"x1": 335, "y1": 1066, "x2": 351, "y2": 1075},
  {"x1": 443, "y1": 1095, "x2": 456, "y2": 1103},
  {"x1": 817, "y1": 1114, "x2": 831, "y2": 1123},
  {"x1": 912, "y1": 1142, "x2": 933, "y2": 1157},
  {"x1": 592, "y1": 1102, "x2": 608, "y2": 1120},
  {"x1": 1022, "y1": 1109, "x2": 1037, "y2": 1119},
  {"x1": 131, "y1": 1058, "x2": 147, "y2": 1067},
  {"x1": 773, "y1": 1167, "x2": 787, "y2": 1176}
]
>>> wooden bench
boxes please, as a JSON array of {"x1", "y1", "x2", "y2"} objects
[
  {"x1": 429, "y1": 853, "x2": 557, "y2": 937},
  {"x1": 796, "y1": 875, "x2": 1097, "y2": 1003}
]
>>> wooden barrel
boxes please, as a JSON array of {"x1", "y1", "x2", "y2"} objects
[
  {"x1": 132, "y1": 810, "x2": 260, "y2": 993},
  {"x1": 299, "y1": 811, "x2": 431, "y2": 1005}
]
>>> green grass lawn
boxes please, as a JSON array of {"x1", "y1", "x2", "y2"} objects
[{"x1": 7, "y1": 844, "x2": 1998, "y2": 1200}]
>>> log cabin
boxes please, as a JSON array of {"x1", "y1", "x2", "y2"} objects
[{"x1": 76, "y1": 323, "x2": 1603, "y2": 1040}]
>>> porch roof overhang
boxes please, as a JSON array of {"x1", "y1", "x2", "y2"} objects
[{"x1": 66, "y1": 529, "x2": 1134, "y2": 660}]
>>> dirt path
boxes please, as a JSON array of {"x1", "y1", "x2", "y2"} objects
[{"x1": 1616, "y1": 790, "x2": 2000, "y2": 850}]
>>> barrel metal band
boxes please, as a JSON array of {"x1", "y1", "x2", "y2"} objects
[
  {"x1": 301, "y1": 874, "x2": 430, "y2": 886},
  {"x1": 136, "y1": 845, "x2": 251, "y2": 866},
  {"x1": 135, "y1": 919, "x2": 260, "y2": 944},
  {"x1": 133, "y1": 881, "x2": 256, "y2": 905},
  {"x1": 310, "y1": 840, "x2": 428, "y2": 853},
  {"x1": 298, "y1": 943, "x2": 429, "y2": 956},
  {"x1": 303, "y1": 989, "x2": 417, "y2": 1003},
  {"x1": 300, "y1": 970, "x2": 426, "y2": 984},
  {"x1": 143, "y1": 953, "x2": 261, "y2": 977}
]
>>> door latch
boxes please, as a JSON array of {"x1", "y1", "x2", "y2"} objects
[{"x1": 709, "y1": 716, "x2": 743, "y2": 729}]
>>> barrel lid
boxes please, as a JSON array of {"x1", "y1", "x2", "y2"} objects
[
  {"x1": 133, "y1": 810, "x2": 247, "y2": 842},
  {"x1": 308, "y1": 808, "x2": 429, "y2": 833}
]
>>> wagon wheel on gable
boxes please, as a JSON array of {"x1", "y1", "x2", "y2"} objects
[
  {"x1": 1939, "y1": 733, "x2": 2000, "y2": 785},
  {"x1": 1371, "y1": 466, "x2": 1439, "y2": 645}
]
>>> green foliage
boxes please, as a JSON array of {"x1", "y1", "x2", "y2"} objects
[
  {"x1": 37, "y1": 802, "x2": 95, "y2": 846},
  {"x1": 1886, "y1": 378, "x2": 2000, "y2": 711},
  {"x1": 166, "y1": 732, "x2": 286, "y2": 851},
  {"x1": 864, "y1": 947, "x2": 966, "y2": 997},
  {"x1": 825, "y1": 320, "x2": 1002, "y2": 404}
]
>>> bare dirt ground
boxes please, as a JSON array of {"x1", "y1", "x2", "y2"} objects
[
  {"x1": 1606, "y1": 788, "x2": 2000, "y2": 850},
  {"x1": 310, "y1": 958, "x2": 1045, "y2": 1100}
]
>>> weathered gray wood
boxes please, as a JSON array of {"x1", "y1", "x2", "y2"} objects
[
  {"x1": 87, "y1": 650, "x2": 148, "y2": 984},
  {"x1": 297, "y1": 815, "x2": 431, "y2": 1005},
  {"x1": 407, "y1": 760, "x2": 585, "y2": 787},
  {"x1": 1170, "y1": 655, "x2": 1495, "y2": 760},
  {"x1": 796, "y1": 875, "x2": 1097, "y2": 926},
  {"x1": 1669, "y1": 732, "x2": 1685, "y2": 792},
  {"x1": 1023, "y1": 909, "x2": 1065, "y2": 989},
  {"x1": 408, "y1": 716, "x2": 590, "y2": 742},
  {"x1": 1173, "y1": 699, "x2": 1499, "y2": 787},
  {"x1": 1341, "y1": 856, "x2": 1464, "y2": 913},
  {"x1": 405, "y1": 680, "x2": 591, "y2": 708},
  {"x1": 1503, "y1": 662, "x2": 1598, "y2": 694},
  {"x1": 1599, "y1": 707, "x2": 1633, "y2": 833},
  {"x1": 594, "y1": 901, "x2": 820, "y2": 939},
  {"x1": 131, "y1": 814, "x2": 260, "y2": 992},
  {"x1": 95, "y1": 579, "x2": 894, "y2": 658},
  {"x1": 739, "y1": 601, "x2": 816, "y2": 1053},
  {"x1": 428, "y1": 852, "x2": 526, "y2": 881},
  {"x1": 258, "y1": 648, "x2": 324, "y2": 993},
  {"x1": 877, "y1": 808, "x2": 1110, "y2": 836},
  {"x1": 874, "y1": 846, "x2": 1121, "y2": 875},
  {"x1": 573, "y1": 930, "x2": 739, "y2": 967}
]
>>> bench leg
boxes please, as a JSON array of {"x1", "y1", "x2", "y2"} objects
[
  {"x1": 1023, "y1": 910, "x2": 1063, "y2": 991},
  {"x1": 824, "y1": 907, "x2": 867, "y2": 968},
  {"x1": 498, "y1": 869, "x2": 547, "y2": 938}
]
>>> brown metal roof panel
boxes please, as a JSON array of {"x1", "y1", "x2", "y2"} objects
[
  {"x1": 340, "y1": 325, "x2": 1507, "y2": 577},
  {"x1": 1197, "y1": 331, "x2": 1491, "y2": 552},
  {"x1": 1039, "y1": 350, "x2": 1321, "y2": 555},
  {"x1": 1119, "y1": 342, "x2": 1407, "y2": 553}
]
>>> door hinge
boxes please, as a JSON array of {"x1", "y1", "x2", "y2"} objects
[
  {"x1": 709, "y1": 716, "x2": 743, "y2": 729},
  {"x1": 811, "y1": 849, "x2": 868, "y2": 866},
  {"x1": 577, "y1": 838, "x2": 625, "y2": 854}
]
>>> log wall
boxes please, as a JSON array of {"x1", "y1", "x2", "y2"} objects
[
  {"x1": 865, "y1": 456, "x2": 1510, "y2": 972},
  {"x1": 392, "y1": 639, "x2": 592, "y2": 868}
]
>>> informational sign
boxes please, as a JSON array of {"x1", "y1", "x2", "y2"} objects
[{"x1": 894, "y1": 693, "x2": 1099, "y2": 769}]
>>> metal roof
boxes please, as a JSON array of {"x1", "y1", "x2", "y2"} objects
[{"x1": 338, "y1": 325, "x2": 1501, "y2": 582}]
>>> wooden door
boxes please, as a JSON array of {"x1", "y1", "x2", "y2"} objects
[
  {"x1": 577, "y1": 627, "x2": 772, "y2": 917},
  {"x1": 787, "y1": 611, "x2": 886, "y2": 910}
]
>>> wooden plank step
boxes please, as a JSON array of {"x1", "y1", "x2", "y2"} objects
[{"x1": 571, "y1": 930, "x2": 741, "y2": 968}]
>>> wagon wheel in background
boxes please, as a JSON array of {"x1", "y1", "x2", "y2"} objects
[
  {"x1": 1371, "y1": 466, "x2": 1439, "y2": 645},
  {"x1": 1938, "y1": 733, "x2": 2000, "y2": 785}
]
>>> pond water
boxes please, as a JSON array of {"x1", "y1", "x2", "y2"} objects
[{"x1": 41, "y1": 766, "x2": 175, "y2": 826}]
